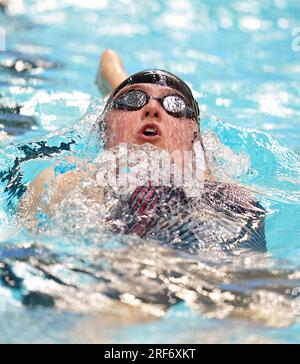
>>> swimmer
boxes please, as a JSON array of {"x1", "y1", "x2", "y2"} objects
[{"x1": 18, "y1": 49, "x2": 266, "y2": 252}]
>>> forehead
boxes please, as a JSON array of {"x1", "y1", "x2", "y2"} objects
[{"x1": 113, "y1": 83, "x2": 185, "y2": 99}]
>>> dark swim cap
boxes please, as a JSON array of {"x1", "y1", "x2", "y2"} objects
[{"x1": 107, "y1": 69, "x2": 200, "y2": 121}]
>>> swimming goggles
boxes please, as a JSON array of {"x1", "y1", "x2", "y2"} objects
[
  {"x1": 112, "y1": 89, "x2": 196, "y2": 119},
  {"x1": 106, "y1": 69, "x2": 200, "y2": 121}
]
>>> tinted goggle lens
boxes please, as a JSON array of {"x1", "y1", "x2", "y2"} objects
[
  {"x1": 163, "y1": 95, "x2": 186, "y2": 115},
  {"x1": 115, "y1": 90, "x2": 146, "y2": 110}
]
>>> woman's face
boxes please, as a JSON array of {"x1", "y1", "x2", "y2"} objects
[{"x1": 104, "y1": 83, "x2": 200, "y2": 153}]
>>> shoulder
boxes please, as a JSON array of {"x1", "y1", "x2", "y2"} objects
[
  {"x1": 28, "y1": 157, "x2": 95, "y2": 194},
  {"x1": 201, "y1": 181, "x2": 267, "y2": 251},
  {"x1": 18, "y1": 157, "x2": 97, "y2": 221},
  {"x1": 202, "y1": 181, "x2": 266, "y2": 217}
]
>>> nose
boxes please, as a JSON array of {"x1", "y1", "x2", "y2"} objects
[{"x1": 140, "y1": 99, "x2": 163, "y2": 121}]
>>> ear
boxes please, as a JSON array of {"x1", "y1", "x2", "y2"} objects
[{"x1": 191, "y1": 129, "x2": 201, "y2": 144}]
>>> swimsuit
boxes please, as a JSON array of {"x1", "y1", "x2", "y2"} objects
[{"x1": 114, "y1": 183, "x2": 266, "y2": 252}]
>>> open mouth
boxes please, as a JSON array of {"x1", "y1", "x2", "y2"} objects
[
  {"x1": 139, "y1": 123, "x2": 161, "y2": 139},
  {"x1": 143, "y1": 127, "x2": 157, "y2": 136}
]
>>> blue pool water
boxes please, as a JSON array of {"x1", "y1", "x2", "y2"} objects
[{"x1": 0, "y1": 0, "x2": 300, "y2": 343}]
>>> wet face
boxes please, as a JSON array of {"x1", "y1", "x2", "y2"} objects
[{"x1": 104, "y1": 84, "x2": 200, "y2": 153}]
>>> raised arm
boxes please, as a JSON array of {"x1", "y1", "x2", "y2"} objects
[{"x1": 96, "y1": 49, "x2": 128, "y2": 96}]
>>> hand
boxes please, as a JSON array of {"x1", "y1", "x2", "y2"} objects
[{"x1": 96, "y1": 49, "x2": 128, "y2": 95}]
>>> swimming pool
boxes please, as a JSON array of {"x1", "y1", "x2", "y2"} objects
[{"x1": 0, "y1": 0, "x2": 300, "y2": 343}]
